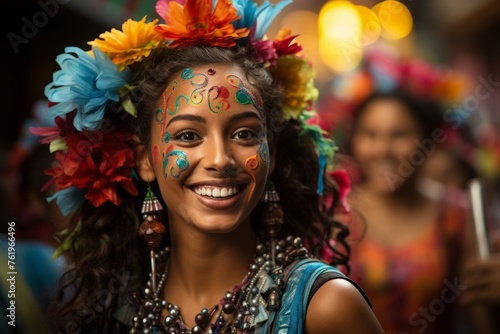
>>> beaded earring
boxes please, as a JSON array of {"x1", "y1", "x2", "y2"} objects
[
  {"x1": 260, "y1": 180, "x2": 284, "y2": 266},
  {"x1": 138, "y1": 184, "x2": 166, "y2": 292}
]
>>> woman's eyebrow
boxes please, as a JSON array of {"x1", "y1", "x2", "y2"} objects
[
  {"x1": 167, "y1": 114, "x2": 206, "y2": 127},
  {"x1": 228, "y1": 111, "x2": 262, "y2": 123}
]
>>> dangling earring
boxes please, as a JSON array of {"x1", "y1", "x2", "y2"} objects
[
  {"x1": 138, "y1": 184, "x2": 166, "y2": 292},
  {"x1": 260, "y1": 180, "x2": 284, "y2": 265}
]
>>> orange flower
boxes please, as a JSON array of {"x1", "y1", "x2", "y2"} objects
[
  {"x1": 88, "y1": 16, "x2": 164, "y2": 71},
  {"x1": 155, "y1": 0, "x2": 249, "y2": 48}
]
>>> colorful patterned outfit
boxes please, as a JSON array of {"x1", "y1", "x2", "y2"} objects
[{"x1": 348, "y1": 203, "x2": 466, "y2": 334}]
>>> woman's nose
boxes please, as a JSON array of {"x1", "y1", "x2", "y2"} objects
[
  {"x1": 202, "y1": 137, "x2": 236, "y2": 176},
  {"x1": 372, "y1": 135, "x2": 393, "y2": 157}
]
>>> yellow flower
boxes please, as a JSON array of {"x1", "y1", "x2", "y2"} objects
[
  {"x1": 270, "y1": 55, "x2": 319, "y2": 120},
  {"x1": 88, "y1": 16, "x2": 164, "y2": 71}
]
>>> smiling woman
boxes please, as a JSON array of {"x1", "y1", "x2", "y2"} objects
[{"x1": 34, "y1": 1, "x2": 384, "y2": 333}]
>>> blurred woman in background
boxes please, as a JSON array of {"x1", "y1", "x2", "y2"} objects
[{"x1": 318, "y1": 48, "x2": 491, "y2": 333}]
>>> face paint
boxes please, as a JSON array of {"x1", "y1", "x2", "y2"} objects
[
  {"x1": 163, "y1": 131, "x2": 171, "y2": 144},
  {"x1": 225, "y1": 74, "x2": 264, "y2": 119},
  {"x1": 162, "y1": 148, "x2": 190, "y2": 179},
  {"x1": 258, "y1": 141, "x2": 270, "y2": 170},
  {"x1": 152, "y1": 144, "x2": 159, "y2": 166},
  {"x1": 208, "y1": 85, "x2": 230, "y2": 114},
  {"x1": 179, "y1": 68, "x2": 209, "y2": 105},
  {"x1": 155, "y1": 87, "x2": 184, "y2": 146},
  {"x1": 245, "y1": 155, "x2": 260, "y2": 204}
]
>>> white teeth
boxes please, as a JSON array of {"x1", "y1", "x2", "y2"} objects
[{"x1": 194, "y1": 186, "x2": 239, "y2": 198}]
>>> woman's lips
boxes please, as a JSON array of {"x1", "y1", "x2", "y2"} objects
[{"x1": 191, "y1": 184, "x2": 245, "y2": 210}]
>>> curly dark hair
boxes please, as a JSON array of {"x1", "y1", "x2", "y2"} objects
[{"x1": 49, "y1": 45, "x2": 350, "y2": 333}]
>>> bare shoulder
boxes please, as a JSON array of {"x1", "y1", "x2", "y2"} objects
[{"x1": 305, "y1": 278, "x2": 384, "y2": 334}]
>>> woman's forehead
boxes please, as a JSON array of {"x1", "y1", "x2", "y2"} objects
[{"x1": 161, "y1": 64, "x2": 264, "y2": 117}]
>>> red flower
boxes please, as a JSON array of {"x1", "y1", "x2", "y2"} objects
[
  {"x1": 45, "y1": 128, "x2": 138, "y2": 206},
  {"x1": 273, "y1": 28, "x2": 302, "y2": 57},
  {"x1": 273, "y1": 35, "x2": 302, "y2": 57},
  {"x1": 30, "y1": 112, "x2": 78, "y2": 144}
]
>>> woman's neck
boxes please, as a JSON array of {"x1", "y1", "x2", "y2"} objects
[{"x1": 163, "y1": 220, "x2": 257, "y2": 315}]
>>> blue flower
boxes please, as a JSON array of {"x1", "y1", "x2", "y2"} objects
[
  {"x1": 44, "y1": 47, "x2": 130, "y2": 131},
  {"x1": 233, "y1": 0, "x2": 292, "y2": 40},
  {"x1": 47, "y1": 186, "x2": 86, "y2": 216}
]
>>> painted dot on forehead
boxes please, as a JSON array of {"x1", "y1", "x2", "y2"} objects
[{"x1": 207, "y1": 68, "x2": 216, "y2": 75}]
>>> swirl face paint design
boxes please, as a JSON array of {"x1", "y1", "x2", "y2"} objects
[
  {"x1": 226, "y1": 74, "x2": 264, "y2": 119},
  {"x1": 180, "y1": 68, "x2": 208, "y2": 105},
  {"x1": 208, "y1": 85, "x2": 230, "y2": 114},
  {"x1": 245, "y1": 155, "x2": 260, "y2": 204},
  {"x1": 258, "y1": 140, "x2": 270, "y2": 170},
  {"x1": 162, "y1": 148, "x2": 190, "y2": 179}
]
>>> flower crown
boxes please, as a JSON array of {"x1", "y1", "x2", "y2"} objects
[
  {"x1": 317, "y1": 46, "x2": 468, "y2": 136},
  {"x1": 32, "y1": 0, "x2": 335, "y2": 216}
]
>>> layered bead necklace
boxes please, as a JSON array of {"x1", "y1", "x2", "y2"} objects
[{"x1": 129, "y1": 236, "x2": 310, "y2": 334}]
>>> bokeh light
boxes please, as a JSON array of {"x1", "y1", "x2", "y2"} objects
[
  {"x1": 318, "y1": 1, "x2": 363, "y2": 72},
  {"x1": 280, "y1": 10, "x2": 333, "y2": 82},
  {"x1": 372, "y1": 1, "x2": 413, "y2": 40},
  {"x1": 355, "y1": 6, "x2": 381, "y2": 46}
]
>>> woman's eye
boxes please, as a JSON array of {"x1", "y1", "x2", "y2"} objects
[
  {"x1": 233, "y1": 130, "x2": 257, "y2": 140},
  {"x1": 174, "y1": 132, "x2": 200, "y2": 142}
]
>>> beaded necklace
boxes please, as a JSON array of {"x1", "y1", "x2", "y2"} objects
[{"x1": 129, "y1": 236, "x2": 310, "y2": 334}]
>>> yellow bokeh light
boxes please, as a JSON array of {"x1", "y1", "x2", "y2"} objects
[
  {"x1": 319, "y1": 1, "x2": 362, "y2": 72},
  {"x1": 319, "y1": 35, "x2": 362, "y2": 73},
  {"x1": 355, "y1": 6, "x2": 381, "y2": 46},
  {"x1": 372, "y1": 1, "x2": 413, "y2": 40},
  {"x1": 319, "y1": 1, "x2": 361, "y2": 42}
]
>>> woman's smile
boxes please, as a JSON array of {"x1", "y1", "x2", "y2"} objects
[{"x1": 192, "y1": 185, "x2": 240, "y2": 198}]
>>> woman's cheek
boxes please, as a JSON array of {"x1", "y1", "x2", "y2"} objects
[{"x1": 163, "y1": 149, "x2": 190, "y2": 179}]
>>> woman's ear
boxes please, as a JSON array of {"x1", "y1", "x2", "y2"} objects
[{"x1": 132, "y1": 135, "x2": 156, "y2": 182}]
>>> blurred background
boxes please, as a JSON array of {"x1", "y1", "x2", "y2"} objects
[
  {"x1": 0, "y1": 1, "x2": 499, "y2": 333},
  {"x1": 0, "y1": 0, "x2": 500, "y2": 238}
]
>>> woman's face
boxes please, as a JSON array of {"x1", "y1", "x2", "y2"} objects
[
  {"x1": 351, "y1": 98, "x2": 423, "y2": 193},
  {"x1": 148, "y1": 64, "x2": 271, "y2": 233}
]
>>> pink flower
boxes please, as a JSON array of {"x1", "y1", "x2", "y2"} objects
[
  {"x1": 253, "y1": 39, "x2": 278, "y2": 66},
  {"x1": 326, "y1": 169, "x2": 351, "y2": 213}
]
